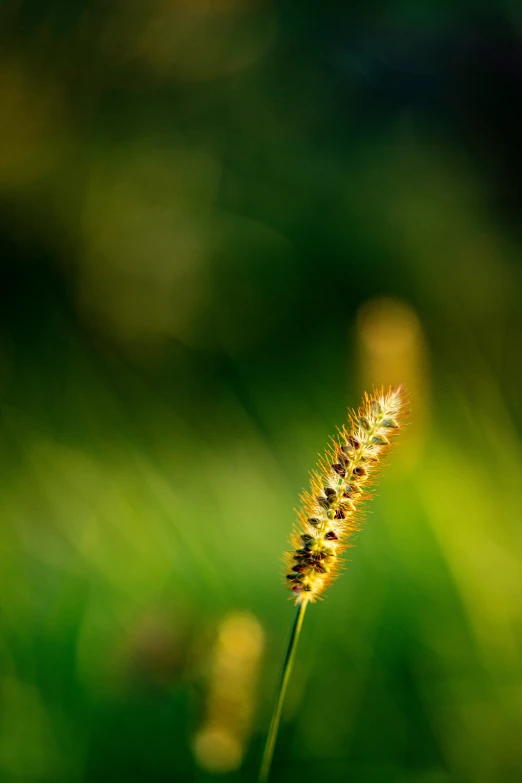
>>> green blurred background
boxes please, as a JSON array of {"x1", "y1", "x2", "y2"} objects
[{"x1": 2, "y1": 2, "x2": 522, "y2": 782}]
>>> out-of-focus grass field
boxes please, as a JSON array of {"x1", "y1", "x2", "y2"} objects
[{"x1": 2, "y1": 3, "x2": 522, "y2": 782}]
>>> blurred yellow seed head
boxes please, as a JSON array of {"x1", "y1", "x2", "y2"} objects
[{"x1": 193, "y1": 611, "x2": 265, "y2": 773}]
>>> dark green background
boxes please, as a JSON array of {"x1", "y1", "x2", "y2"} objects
[{"x1": 1, "y1": 2, "x2": 522, "y2": 781}]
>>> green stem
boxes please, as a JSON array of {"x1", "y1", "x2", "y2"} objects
[{"x1": 259, "y1": 600, "x2": 308, "y2": 783}]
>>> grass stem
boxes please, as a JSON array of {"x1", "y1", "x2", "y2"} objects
[{"x1": 259, "y1": 601, "x2": 308, "y2": 782}]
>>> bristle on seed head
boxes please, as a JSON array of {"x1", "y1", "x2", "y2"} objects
[{"x1": 285, "y1": 386, "x2": 407, "y2": 604}]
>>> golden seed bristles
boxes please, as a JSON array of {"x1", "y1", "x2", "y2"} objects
[{"x1": 285, "y1": 386, "x2": 407, "y2": 603}]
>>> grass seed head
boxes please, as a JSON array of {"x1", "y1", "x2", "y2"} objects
[{"x1": 285, "y1": 385, "x2": 407, "y2": 604}]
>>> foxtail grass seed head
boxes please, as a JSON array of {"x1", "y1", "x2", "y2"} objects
[
  {"x1": 285, "y1": 386, "x2": 407, "y2": 603},
  {"x1": 193, "y1": 612, "x2": 265, "y2": 774}
]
